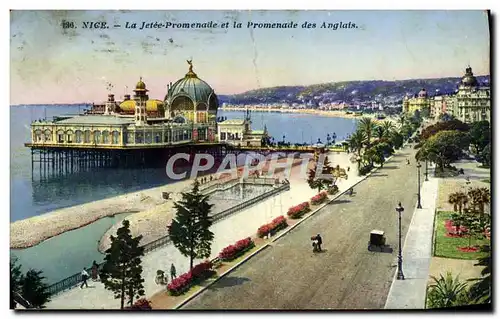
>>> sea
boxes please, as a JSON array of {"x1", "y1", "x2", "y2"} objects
[{"x1": 9, "y1": 105, "x2": 359, "y2": 284}]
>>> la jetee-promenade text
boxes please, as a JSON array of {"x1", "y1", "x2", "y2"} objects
[{"x1": 120, "y1": 21, "x2": 358, "y2": 30}]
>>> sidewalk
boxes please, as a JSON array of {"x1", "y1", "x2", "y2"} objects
[
  {"x1": 45, "y1": 151, "x2": 361, "y2": 309},
  {"x1": 384, "y1": 164, "x2": 438, "y2": 309}
]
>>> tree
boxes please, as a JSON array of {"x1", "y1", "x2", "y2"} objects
[
  {"x1": 420, "y1": 107, "x2": 430, "y2": 119},
  {"x1": 427, "y1": 272, "x2": 468, "y2": 308},
  {"x1": 307, "y1": 152, "x2": 334, "y2": 193},
  {"x1": 420, "y1": 119, "x2": 469, "y2": 141},
  {"x1": 363, "y1": 146, "x2": 384, "y2": 167},
  {"x1": 168, "y1": 180, "x2": 215, "y2": 271},
  {"x1": 10, "y1": 257, "x2": 50, "y2": 309},
  {"x1": 347, "y1": 130, "x2": 365, "y2": 156},
  {"x1": 10, "y1": 257, "x2": 23, "y2": 309},
  {"x1": 468, "y1": 121, "x2": 490, "y2": 154},
  {"x1": 358, "y1": 117, "x2": 377, "y2": 148},
  {"x1": 460, "y1": 214, "x2": 483, "y2": 249},
  {"x1": 468, "y1": 245, "x2": 491, "y2": 304},
  {"x1": 381, "y1": 121, "x2": 396, "y2": 139},
  {"x1": 438, "y1": 113, "x2": 455, "y2": 122},
  {"x1": 100, "y1": 219, "x2": 145, "y2": 309},
  {"x1": 467, "y1": 187, "x2": 490, "y2": 227},
  {"x1": 477, "y1": 143, "x2": 491, "y2": 167},
  {"x1": 448, "y1": 191, "x2": 468, "y2": 214},
  {"x1": 329, "y1": 165, "x2": 348, "y2": 190},
  {"x1": 418, "y1": 130, "x2": 470, "y2": 172},
  {"x1": 389, "y1": 131, "x2": 404, "y2": 149},
  {"x1": 20, "y1": 269, "x2": 51, "y2": 309}
]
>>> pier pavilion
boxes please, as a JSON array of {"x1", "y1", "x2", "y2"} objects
[{"x1": 25, "y1": 61, "x2": 275, "y2": 178}]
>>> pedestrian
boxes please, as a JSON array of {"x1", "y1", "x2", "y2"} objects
[
  {"x1": 315, "y1": 234, "x2": 323, "y2": 252},
  {"x1": 170, "y1": 263, "x2": 177, "y2": 280},
  {"x1": 80, "y1": 268, "x2": 89, "y2": 289},
  {"x1": 91, "y1": 261, "x2": 99, "y2": 281},
  {"x1": 347, "y1": 166, "x2": 350, "y2": 172}
]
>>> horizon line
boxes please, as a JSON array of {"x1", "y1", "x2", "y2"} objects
[{"x1": 10, "y1": 72, "x2": 491, "y2": 107}]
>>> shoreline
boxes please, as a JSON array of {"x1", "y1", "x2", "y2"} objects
[
  {"x1": 10, "y1": 178, "x2": 195, "y2": 250},
  {"x1": 219, "y1": 107, "x2": 397, "y2": 122}
]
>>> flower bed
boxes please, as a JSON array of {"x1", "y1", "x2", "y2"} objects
[
  {"x1": 166, "y1": 261, "x2": 214, "y2": 296},
  {"x1": 287, "y1": 202, "x2": 311, "y2": 219},
  {"x1": 219, "y1": 237, "x2": 255, "y2": 261},
  {"x1": 257, "y1": 215, "x2": 288, "y2": 238},
  {"x1": 125, "y1": 298, "x2": 152, "y2": 310},
  {"x1": 310, "y1": 191, "x2": 328, "y2": 205}
]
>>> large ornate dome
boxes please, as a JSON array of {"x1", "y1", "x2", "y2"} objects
[
  {"x1": 165, "y1": 61, "x2": 219, "y2": 117},
  {"x1": 461, "y1": 66, "x2": 478, "y2": 87}
]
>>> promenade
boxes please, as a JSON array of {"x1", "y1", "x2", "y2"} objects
[
  {"x1": 183, "y1": 147, "x2": 422, "y2": 309},
  {"x1": 45, "y1": 151, "x2": 362, "y2": 309}
]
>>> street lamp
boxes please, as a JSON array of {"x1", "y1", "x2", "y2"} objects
[
  {"x1": 416, "y1": 162, "x2": 422, "y2": 209},
  {"x1": 395, "y1": 202, "x2": 405, "y2": 280},
  {"x1": 425, "y1": 159, "x2": 429, "y2": 181}
]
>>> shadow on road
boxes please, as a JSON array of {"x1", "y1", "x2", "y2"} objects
[
  {"x1": 369, "y1": 173, "x2": 388, "y2": 178},
  {"x1": 330, "y1": 199, "x2": 352, "y2": 205},
  {"x1": 380, "y1": 166, "x2": 399, "y2": 170},
  {"x1": 367, "y1": 245, "x2": 393, "y2": 254},
  {"x1": 208, "y1": 276, "x2": 251, "y2": 290}
]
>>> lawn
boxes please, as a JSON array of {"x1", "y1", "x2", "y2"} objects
[{"x1": 433, "y1": 211, "x2": 489, "y2": 260}]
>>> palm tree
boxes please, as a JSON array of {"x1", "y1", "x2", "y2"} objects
[
  {"x1": 347, "y1": 130, "x2": 365, "y2": 156},
  {"x1": 467, "y1": 187, "x2": 490, "y2": 216},
  {"x1": 381, "y1": 121, "x2": 396, "y2": 139},
  {"x1": 375, "y1": 126, "x2": 385, "y2": 140},
  {"x1": 427, "y1": 272, "x2": 468, "y2": 308},
  {"x1": 448, "y1": 191, "x2": 468, "y2": 214},
  {"x1": 398, "y1": 115, "x2": 407, "y2": 129},
  {"x1": 358, "y1": 117, "x2": 377, "y2": 148}
]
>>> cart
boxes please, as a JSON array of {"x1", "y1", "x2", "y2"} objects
[{"x1": 368, "y1": 229, "x2": 386, "y2": 251}]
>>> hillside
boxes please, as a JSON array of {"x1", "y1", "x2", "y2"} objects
[{"x1": 218, "y1": 76, "x2": 490, "y2": 106}]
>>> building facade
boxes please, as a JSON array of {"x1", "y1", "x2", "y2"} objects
[
  {"x1": 454, "y1": 66, "x2": 490, "y2": 123},
  {"x1": 403, "y1": 88, "x2": 431, "y2": 115},
  {"x1": 403, "y1": 66, "x2": 490, "y2": 123}
]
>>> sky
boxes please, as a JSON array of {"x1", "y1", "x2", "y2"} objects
[{"x1": 9, "y1": 10, "x2": 490, "y2": 105}]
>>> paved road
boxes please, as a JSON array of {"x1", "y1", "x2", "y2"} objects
[{"x1": 183, "y1": 147, "x2": 423, "y2": 310}]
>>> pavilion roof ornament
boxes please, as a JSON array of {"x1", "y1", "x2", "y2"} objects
[{"x1": 186, "y1": 59, "x2": 197, "y2": 78}]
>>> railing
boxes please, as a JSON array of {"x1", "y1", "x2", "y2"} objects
[{"x1": 45, "y1": 180, "x2": 290, "y2": 297}]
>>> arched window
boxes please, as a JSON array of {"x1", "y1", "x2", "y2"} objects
[
  {"x1": 84, "y1": 130, "x2": 91, "y2": 143},
  {"x1": 112, "y1": 131, "x2": 119, "y2": 144},
  {"x1": 57, "y1": 130, "x2": 65, "y2": 143},
  {"x1": 65, "y1": 130, "x2": 74, "y2": 143},
  {"x1": 94, "y1": 131, "x2": 101, "y2": 144},
  {"x1": 43, "y1": 129, "x2": 52, "y2": 142},
  {"x1": 34, "y1": 129, "x2": 42, "y2": 142},
  {"x1": 135, "y1": 132, "x2": 144, "y2": 144},
  {"x1": 75, "y1": 130, "x2": 83, "y2": 143},
  {"x1": 145, "y1": 132, "x2": 152, "y2": 144},
  {"x1": 102, "y1": 130, "x2": 110, "y2": 144}
]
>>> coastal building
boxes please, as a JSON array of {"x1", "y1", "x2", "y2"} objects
[
  {"x1": 217, "y1": 110, "x2": 268, "y2": 147},
  {"x1": 454, "y1": 66, "x2": 490, "y2": 123},
  {"x1": 28, "y1": 61, "x2": 268, "y2": 157},
  {"x1": 402, "y1": 88, "x2": 431, "y2": 115},
  {"x1": 428, "y1": 66, "x2": 490, "y2": 122}
]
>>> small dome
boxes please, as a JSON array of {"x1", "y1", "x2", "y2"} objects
[
  {"x1": 135, "y1": 77, "x2": 147, "y2": 91},
  {"x1": 418, "y1": 88, "x2": 428, "y2": 98},
  {"x1": 461, "y1": 66, "x2": 478, "y2": 87},
  {"x1": 119, "y1": 99, "x2": 164, "y2": 112}
]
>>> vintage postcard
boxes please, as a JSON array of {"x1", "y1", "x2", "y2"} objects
[{"x1": 9, "y1": 10, "x2": 491, "y2": 311}]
